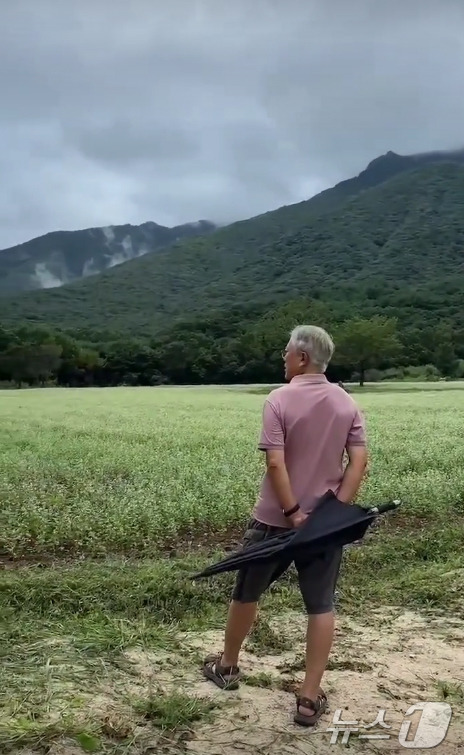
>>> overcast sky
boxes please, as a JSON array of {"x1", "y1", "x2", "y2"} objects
[{"x1": 1, "y1": 0, "x2": 463, "y2": 249}]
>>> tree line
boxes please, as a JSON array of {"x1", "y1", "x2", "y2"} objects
[{"x1": 1, "y1": 299, "x2": 462, "y2": 388}]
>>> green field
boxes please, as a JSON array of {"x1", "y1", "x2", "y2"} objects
[{"x1": 1, "y1": 385, "x2": 463, "y2": 754}]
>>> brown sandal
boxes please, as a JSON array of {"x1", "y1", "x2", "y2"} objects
[
  {"x1": 202, "y1": 653, "x2": 241, "y2": 690},
  {"x1": 294, "y1": 690, "x2": 328, "y2": 727}
]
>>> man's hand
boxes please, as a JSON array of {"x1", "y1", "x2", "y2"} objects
[{"x1": 289, "y1": 509, "x2": 308, "y2": 528}]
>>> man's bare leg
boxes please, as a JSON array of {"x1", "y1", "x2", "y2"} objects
[
  {"x1": 298, "y1": 610, "x2": 335, "y2": 716},
  {"x1": 202, "y1": 600, "x2": 258, "y2": 688},
  {"x1": 220, "y1": 600, "x2": 258, "y2": 667}
]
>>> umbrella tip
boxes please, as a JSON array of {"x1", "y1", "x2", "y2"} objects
[{"x1": 368, "y1": 499, "x2": 403, "y2": 515}]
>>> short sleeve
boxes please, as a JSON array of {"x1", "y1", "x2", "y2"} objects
[
  {"x1": 257, "y1": 399, "x2": 285, "y2": 450},
  {"x1": 346, "y1": 407, "x2": 367, "y2": 447}
]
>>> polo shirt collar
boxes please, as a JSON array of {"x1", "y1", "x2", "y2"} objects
[{"x1": 290, "y1": 373, "x2": 328, "y2": 384}]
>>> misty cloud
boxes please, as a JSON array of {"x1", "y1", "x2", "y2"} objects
[{"x1": 1, "y1": 0, "x2": 463, "y2": 248}]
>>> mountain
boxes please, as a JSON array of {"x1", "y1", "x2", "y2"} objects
[
  {"x1": 0, "y1": 219, "x2": 216, "y2": 294},
  {"x1": 1, "y1": 156, "x2": 464, "y2": 337},
  {"x1": 302, "y1": 147, "x2": 464, "y2": 215},
  {"x1": 3, "y1": 147, "x2": 464, "y2": 298}
]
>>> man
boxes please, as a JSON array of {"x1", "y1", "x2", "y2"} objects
[{"x1": 202, "y1": 324, "x2": 368, "y2": 727}]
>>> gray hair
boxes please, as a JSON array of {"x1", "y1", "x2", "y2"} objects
[{"x1": 289, "y1": 325, "x2": 334, "y2": 372}]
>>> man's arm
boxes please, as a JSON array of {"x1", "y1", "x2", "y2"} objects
[
  {"x1": 337, "y1": 445, "x2": 368, "y2": 503},
  {"x1": 265, "y1": 449, "x2": 306, "y2": 526},
  {"x1": 265, "y1": 448, "x2": 298, "y2": 514},
  {"x1": 337, "y1": 407, "x2": 368, "y2": 504},
  {"x1": 258, "y1": 399, "x2": 301, "y2": 520}
]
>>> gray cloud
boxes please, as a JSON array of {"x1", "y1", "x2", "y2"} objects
[{"x1": 1, "y1": 0, "x2": 464, "y2": 248}]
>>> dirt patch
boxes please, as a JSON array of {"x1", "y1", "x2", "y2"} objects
[
  {"x1": 124, "y1": 608, "x2": 464, "y2": 754},
  {"x1": 11, "y1": 609, "x2": 464, "y2": 754}
]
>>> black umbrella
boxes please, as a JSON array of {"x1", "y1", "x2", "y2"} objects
[{"x1": 191, "y1": 490, "x2": 401, "y2": 580}]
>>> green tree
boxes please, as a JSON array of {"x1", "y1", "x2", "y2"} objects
[
  {"x1": 0, "y1": 326, "x2": 17, "y2": 351},
  {"x1": 431, "y1": 321, "x2": 456, "y2": 376},
  {"x1": 0, "y1": 344, "x2": 30, "y2": 387},
  {"x1": 33, "y1": 343, "x2": 63, "y2": 386},
  {"x1": 0, "y1": 343, "x2": 62, "y2": 387},
  {"x1": 238, "y1": 299, "x2": 336, "y2": 381},
  {"x1": 333, "y1": 316, "x2": 403, "y2": 386}
]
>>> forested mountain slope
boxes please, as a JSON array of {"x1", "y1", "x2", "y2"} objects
[
  {"x1": 1, "y1": 162, "x2": 463, "y2": 336},
  {"x1": 0, "y1": 220, "x2": 216, "y2": 294}
]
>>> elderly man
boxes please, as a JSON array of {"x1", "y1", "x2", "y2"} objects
[{"x1": 202, "y1": 325, "x2": 368, "y2": 727}]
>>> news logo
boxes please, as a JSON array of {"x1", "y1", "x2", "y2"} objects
[{"x1": 326, "y1": 701, "x2": 453, "y2": 748}]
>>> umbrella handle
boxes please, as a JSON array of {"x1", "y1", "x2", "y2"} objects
[{"x1": 368, "y1": 499, "x2": 402, "y2": 515}]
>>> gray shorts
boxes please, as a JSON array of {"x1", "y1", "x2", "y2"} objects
[{"x1": 231, "y1": 518, "x2": 342, "y2": 614}]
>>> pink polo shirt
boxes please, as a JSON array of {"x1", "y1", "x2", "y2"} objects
[{"x1": 252, "y1": 374, "x2": 367, "y2": 528}]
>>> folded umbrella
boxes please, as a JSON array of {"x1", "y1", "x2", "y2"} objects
[{"x1": 191, "y1": 490, "x2": 401, "y2": 580}]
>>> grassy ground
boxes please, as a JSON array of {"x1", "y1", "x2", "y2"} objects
[{"x1": 1, "y1": 385, "x2": 463, "y2": 753}]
